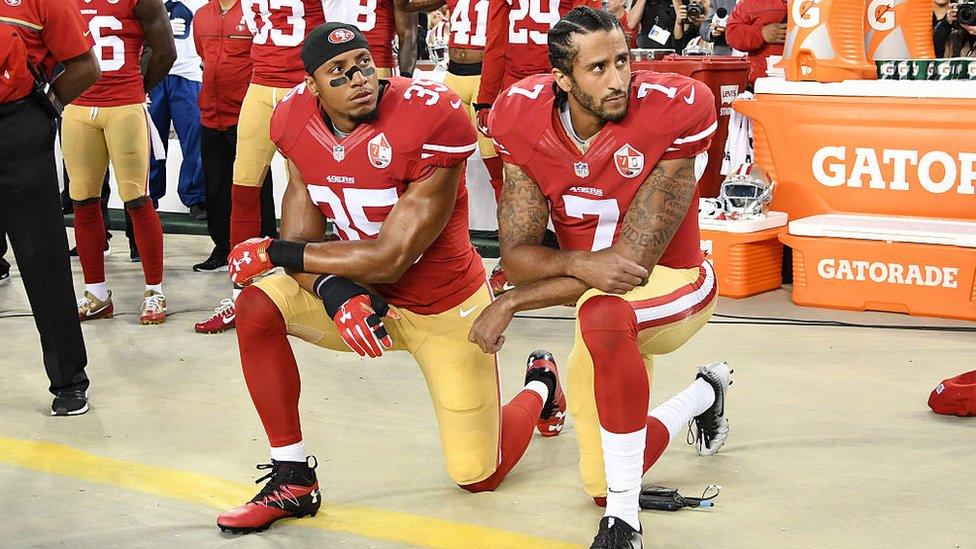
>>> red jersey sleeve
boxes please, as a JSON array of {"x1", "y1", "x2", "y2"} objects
[
  {"x1": 661, "y1": 79, "x2": 717, "y2": 160},
  {"x1": 486, "y1": 74, "x2": 551, "y2": 167},
  {"x1": 476, "y1": 0, "x2": 510, "y2": 106},
  {"x1": 269, "y1": 83, "x2": 312, "y2": 158},
  {"x1": 407, "y1": 91, "x2": 478, "y2": 181},
  {"x1": 40, "y1": 0, "x2": 93, "y2": 62}
]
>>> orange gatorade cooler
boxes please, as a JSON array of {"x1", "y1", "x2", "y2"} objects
[
  {"x1": 865, "y1": 0, "x2": 935, "y2": 62},
  {"x1": 700, "y1": 212, "x2": 787, "y2": 298},
  {"x1": 781, "y1": 214, "x2": 976, "y2": 320},
  {"x1": 780, "y1": 0, "x2": 874, "y2": 81}
]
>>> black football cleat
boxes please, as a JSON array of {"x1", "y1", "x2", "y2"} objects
[{"x1": 590, "y1": 516, "x2": 643, "y2": 549}]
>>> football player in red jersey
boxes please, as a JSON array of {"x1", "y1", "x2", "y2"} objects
[
  {"x1": 63, "y1": 0, "x2": 175, "y2": 325},
  {"x1": 468, "y1": 8, "x2": 732, "y2": 547},
  {"x1": 322, "y1": 0, "x2": 418, "y2": 77},
  {"x1": 195, "y1": 0, "x2": 325, "y2": 333},
  {"x1": 215, "y1": 23, "x2": 567, "y2": 534}
]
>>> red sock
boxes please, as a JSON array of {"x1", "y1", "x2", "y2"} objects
[
  {"x1": 483, "y1": 156, "x2": 504, "y2": 204},
  {"x1": 579, "y1": 295, "x2": 649, "y2": 434},
  {"x1": 236, "y1": 286, "x2": 303, "y2": 447},
  {"x1": 126, "y1": 199, "x2": 164, "y2": 286},
  {"x1": 593, "y1": 416, "x2": 671, "y2": 507},
  {"x1": 73, "y1": 200, "x2": 106, "y2": 284},
  {"x1": 231, "y1": 185, "x2": 263, "y2": 247},
  {"x1": 460, "y1": 389, "x2": 542, "y2": 493}
]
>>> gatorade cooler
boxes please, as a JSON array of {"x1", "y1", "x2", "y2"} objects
[
  {"x1": 632, "y1": 55, "x2": 750, "y2": 197},
  {"x1": 700, "y1": 212, "x2": 787, "y2": 298},
  {"x1": 780, "y1": 0, "x2": 874, "y2": 82},
  {"x1": 781, "y1": 215, "x2": 976, "y2": 320},
  {"x1": 865, "y1": 0, "x2": 935, "y2": 61}
]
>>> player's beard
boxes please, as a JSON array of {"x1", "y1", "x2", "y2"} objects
[
  {"x1": 570, "y1": 78, "x2": 629, "y2": 123},
  {"x1": 350, "y1": 103, "x2": 380, "y2": 126}
]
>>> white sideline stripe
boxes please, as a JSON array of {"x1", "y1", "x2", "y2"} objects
[
  {"x1": 672, "y1": 121, "x2": 719, "y2": 145},
  {"x1": 634, "y1": 261, "x2": 715, "y2": 324},
  {"x1": 421, "y1": 142, "x2": 477, "y2": 153}
]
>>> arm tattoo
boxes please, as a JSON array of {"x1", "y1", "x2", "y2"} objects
[
  {"x1": 614, "y1": 159, "x2": 698, "y2": 270},
  {"x1": 498, "y1": 163, "x2": 549, "y2": 250}
]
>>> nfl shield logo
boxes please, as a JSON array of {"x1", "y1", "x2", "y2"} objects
[
  {"x1": 574, "y1": 162, "x2": 589, "y2": 178},
  {"x1": 332, "y1": 145, "x2": 345, "y2": 161},
  {"x1": 367, "y1": 133, "x2": 392, "y2": 169},
  {"x1": 613, "y1": 144, "x2": 644, "y2": 179}
]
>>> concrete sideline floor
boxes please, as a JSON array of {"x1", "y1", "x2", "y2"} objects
[{"x1": 1, "y1": 231, "x2": 974, "y2": 548}]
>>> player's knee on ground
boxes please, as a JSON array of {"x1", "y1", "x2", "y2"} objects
[{"x1": 578, "y1": 294, "x2": 637, "y2": 337}]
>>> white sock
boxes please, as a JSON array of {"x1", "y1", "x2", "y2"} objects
[
  {"x1": 145, "y1": 283, "x2": 162, "y2": 294},
  {"x1": 232, "y1": 287, "x2": 242, "y2": 300},
  {"x1": 648, "y1": 378, "x2": 716, "y2": 439},
  {"x1": 524, "y1": 380, "x2": 549, "y2": 406},
  {"x1": 601, "y1": 426, "x2": 645, "y2": 532},
  {"x1": 270, "y1": 441, "x2": 307, "y2": 463},
  {"x1": 86, "y1": 282, "x2": 109, "y2": 301}
]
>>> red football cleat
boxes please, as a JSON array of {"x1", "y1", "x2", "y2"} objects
[
  {"x1": 195, "y1": 299, "x2": 236, "y2": 334},
  {"x1": 525, "y1": 349, "x2": 566, "y2": 437},
  {"x1": 489, "y1": 264, "x2": 514, "y2": 297},
  {"x1": 217, "y1": 458, "x2": 321, "y2": 534}
]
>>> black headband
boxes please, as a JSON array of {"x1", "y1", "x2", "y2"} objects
[{"x1": 301, "y1": 22, "x2": 371, "y2": 76}]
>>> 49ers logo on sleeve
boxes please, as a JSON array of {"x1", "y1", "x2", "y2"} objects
[
  {"x1": 368, "y1": 133, "x2": 392, "y2": 168},
  {"x1": 614, "y1": 144, "x2": 645, "y2": 179},
  {"x1": 329, "y1": 28, "x2": 355, "y2": 44}
]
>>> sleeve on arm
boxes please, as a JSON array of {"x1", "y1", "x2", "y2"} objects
[
  {"x1": 662, "y1": 80, "x2": 718, "y2": 160},
  {"x1": 407, "y1": 101, "x2": 478, "y2": 180},
  {"x1": 41, "y1": 0, "x2": 94, "y2": 62},
  {"x1": 724, "y1": 0, "x2": 767, "y2": 53},
  {"x1": 476, "y1": 0, "x2": 509, "y2": 106}
]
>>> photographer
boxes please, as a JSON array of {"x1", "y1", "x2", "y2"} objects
[
  {"x1": 0, "y1": 0, "x2": 101, "y2": 415},
  {"x1": 934, "y1": 3, "x2": 976, "y2": 57},
  {"x1": 635, "y1": 0, "x2": 708, "y2": 51},
  {"x1": 701, "y1": 0, "x2": 738, "y2": 54},
  {"x1": 726, "y1": 0, "x2": 787, "y2": 86}
]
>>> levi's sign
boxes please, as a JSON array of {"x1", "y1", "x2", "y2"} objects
[{"x1": 811, "y1": 146, "x2": 976, "y2": 195}]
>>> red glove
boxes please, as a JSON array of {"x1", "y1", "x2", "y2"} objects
[
  {"x1": 228, "y1": 237, "x2": 275, "y2": 286},
  {"x1": 476, "y1": 107, "x2": 491, "y2": 137},
  {"x1": 316, "y1": 275, "x2": 398, "y2": 358}
]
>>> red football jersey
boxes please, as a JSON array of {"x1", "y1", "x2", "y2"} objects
[
  {"x1": 477, "y1": 0, "x2": 577, "y2": 106},
  {"x1": 490, "y1": 72, "x2": 718, "y2": 269},
  {"x1": 323, "y1": 0, "x2": 396, "y2": 69},
  {"x1": 242, "y1": 0, "x2": 325, "y2": 88},
  {"x1": 445, "y1": 0, "x2": 488, "y2": 50},
  {"x1": 270, "y1": 77, "x2": 486, "y2": 314},
  {"x1": 74, "y1": 0, "x2": 145, "y2": 107}
]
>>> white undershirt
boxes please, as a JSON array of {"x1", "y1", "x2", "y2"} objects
[{"x1": 558, "y1": 100, "x2": 598, "y2": 154}]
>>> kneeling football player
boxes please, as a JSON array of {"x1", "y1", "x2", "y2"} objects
[
  {"x1": 468, "y1": 8, "x2": 733, "y2": 548},
  {"x1": 215, "y1": 22, "x2": 566, "y2": 534}
]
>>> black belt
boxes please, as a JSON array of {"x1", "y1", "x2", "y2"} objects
[
  {"x1": 447, "y1": 60, "x2": 483, "y2": 77},
  {"x1": 0, "y1": 96, "x2": 34, "y2": 118}
]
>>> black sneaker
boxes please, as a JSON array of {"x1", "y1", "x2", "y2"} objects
[
  {"x1": 217, "y1": 458, "x2": 321, "y2": 534},
  {"x1": 590, "y1": 516, "x2": 643, "y2": 549},
  {"x1": 51, "y1": 390, "x2": 88, "y2": 416},
  {"x1": 189, "y1": 204, "x2": 207, "y2": 221},
  {"x1": 193, "y1": 250, "x2": 228, "y2": 272}
]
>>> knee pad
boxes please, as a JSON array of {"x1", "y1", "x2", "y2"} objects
[{"x1": 578, "y1": 295, "x2": 636, "y2": 336}]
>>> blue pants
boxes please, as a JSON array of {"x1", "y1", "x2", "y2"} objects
[{"x1": 148, "y1": 75, "x2": 205, "y2": 207}]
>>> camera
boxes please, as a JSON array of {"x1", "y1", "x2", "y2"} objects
[
  {"x1": 958, "y1": 1, "x2": 976, "y2": 26},
  {"x1": 685, "y1": 0, "x2": 705, "y2": 20}
]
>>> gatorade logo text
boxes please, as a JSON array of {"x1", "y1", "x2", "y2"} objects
[
  {"x1": 811, "y1": 146, "x2": 976, "y2": 195},
  {"x1": 793, "y1": 0, "x2": 822, "y2": 29},
  {"x1": 817, "y1": 259, "x2": 959, "y2": 289},
  {"x1": 868, "y1": 0, "x2": 895, "y2": 31}
]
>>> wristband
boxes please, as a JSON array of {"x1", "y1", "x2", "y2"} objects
[
  {"x1": 473, "y1": 103, "x2": 492, "y2": 112},
  {"x1": 266, "y1": 240, "x2": 306, "y2": 272}
]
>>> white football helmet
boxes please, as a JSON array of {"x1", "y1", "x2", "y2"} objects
[
  {"x1": 718, "y1": 163, "x2": 775, "y2": 219},
  {"x1": 427, "y1": 21, "x2": 450, "y2": 70}
]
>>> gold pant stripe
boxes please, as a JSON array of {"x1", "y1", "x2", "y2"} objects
[{"x1": 253, "y1": 273, "x2": 502, "y2": 485}]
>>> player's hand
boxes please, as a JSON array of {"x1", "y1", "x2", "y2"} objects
[
  {"x1": 476, "y1": 107, "x2": 491, "y2": 137},
  {"x1": 228, "y1": 237, "x2": 275, "y2": 286},
  {"x1": 569, "y1": 250, "x2": 648, "y2": 294},
  {"x1": 317, "y1": 276, "x2": 399, "y2": 358},
  {"x1": 171, "y1": 18, "x2": 187, "y2": 36},
  {"x1": 468, "y1": 297, "x2": 514, "y2": 354},
  {"x1": 762, "y1": 23, "x2": 787, "y2": 44}
]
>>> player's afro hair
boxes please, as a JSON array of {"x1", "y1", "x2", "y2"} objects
[{"x1": 547, "y1": 6, "x2": 624, "y2": 76}]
